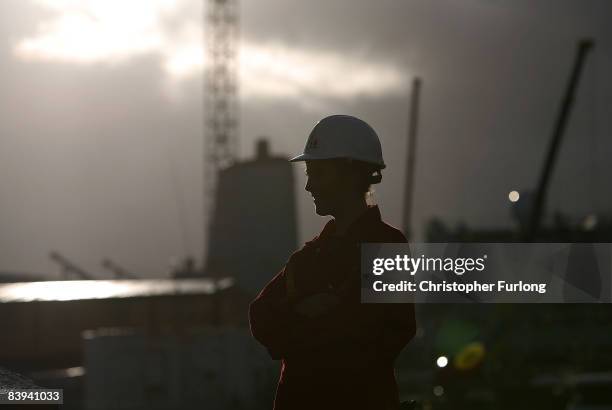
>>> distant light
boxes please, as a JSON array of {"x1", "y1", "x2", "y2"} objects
[
  {"x1": 433, "y1": 385, "x2": 444, "y2": 397},
  {"x1": 65, "y1": 367, "x2": 85, "y2": 378},
  {"x1": 508, "y1": 190, "x2": 520, "y2": 202},
  {"x1": 436, "y1": 356, "x2": 448, "y2": 368},
  {"x1": 583, "y1": 214, "x2": 598, "y2": 231}
]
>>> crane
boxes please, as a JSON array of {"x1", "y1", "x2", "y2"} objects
[
  {"x1": 203, "y1": 0, "x2": 240, "y2": 266},
  {"x1": 49, "y1": 251, "x2": 94, "y2": 280},
  {"x1": 525, "y1": 39, "x2": 594, "y2": 241},
  {"x1": 101, "y1": 258, "x2": 137, "y2": 279}
]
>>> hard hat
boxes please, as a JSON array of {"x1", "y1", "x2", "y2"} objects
[{"x1": 290, "y1": 115, "x2": 385, "y2": 169}]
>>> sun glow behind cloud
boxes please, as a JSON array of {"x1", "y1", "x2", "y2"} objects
[
  {"x1": 17, "y1": 0, "x2": 175, "y2": 64},
  {"x1": 15, "y1": 0, "x2": 408, "y2": 102}
]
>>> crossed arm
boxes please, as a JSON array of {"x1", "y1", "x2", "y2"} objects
[{"x1": 248, "y1": 266, "x2": 416, "y2": 361}]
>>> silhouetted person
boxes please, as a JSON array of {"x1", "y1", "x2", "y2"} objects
[{"x1": 249, "y1": 115, "x2": 416, "y2": 410}]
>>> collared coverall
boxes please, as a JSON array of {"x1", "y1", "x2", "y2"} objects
[{"x1": 249, "y1": 206, "x2": 416, "y2": 410}]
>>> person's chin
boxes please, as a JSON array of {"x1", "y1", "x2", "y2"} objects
[
  {"x1": 315, "y1": 208, "x2": 329, "y2": 216},
  {"x1": 313, "y1": 202, "x2": 331, "y2": 216}
]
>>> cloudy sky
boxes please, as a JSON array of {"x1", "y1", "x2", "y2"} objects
[{"x1": 0, "y1": 0, "x2": 610, "y2": 278}]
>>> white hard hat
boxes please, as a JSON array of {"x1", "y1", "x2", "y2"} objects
[{"x1": 290, "y1": 115, "x2": 385, "y2": 169}]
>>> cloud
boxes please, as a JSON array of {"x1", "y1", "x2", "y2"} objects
[
  {"x1": 15, "y1": 0, "x2": 175, "y2": 64},
  {"x1": 15, "y1": 0, "x2": 408, "y2": 103},
  {"x1": 240, "y1": 44, "x2": 408, "y2": 102}
]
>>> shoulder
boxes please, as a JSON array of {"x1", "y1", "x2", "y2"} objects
[
  {"x1": 359, "y1": 220, "x2": 408, "y2": 243},
  {"x1": 287, "y1": 235, "x2": 320, "y2": 262},
  {"x1": 371, "y1": 220, "x2": 407, "y2": 244},
  {"x1": 361, "y1": 206, "x2": 406, "y2": 243}
]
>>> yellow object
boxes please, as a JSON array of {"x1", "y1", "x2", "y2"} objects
[{"x1": 454, "y1": 341, "x2": 485, "y2": 370}]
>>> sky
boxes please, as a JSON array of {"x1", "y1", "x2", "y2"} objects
[{"x1": 0, "y1": 0, "x2": 611, "y2": 278}]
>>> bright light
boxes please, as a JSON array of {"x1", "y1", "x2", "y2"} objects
[
  {"x1": 436, "y1": 356, "x2": 448, "y2": 368},
  {"x1": 433, "y1": 385, "x2": 444, "y2": 397},
  {"x1": 0, "y1": 279, "x2": 230, "y2": 302},
  {"x1": 15, "y1": 0, "x2": 409, "y2": 102},
  {"x1": 16, "y1": 0, "x2": 175, "y2": 64},
  {"x1": 508, "y1": 190, "x2": 520, "y2": 202},
  {"x1": 0, "y1": 280, "x2": 132, "y2": 302}
]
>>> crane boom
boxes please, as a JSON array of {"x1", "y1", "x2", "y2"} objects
[{"x1": 525, "y1": 39, "x2": 594, "y2": 241}]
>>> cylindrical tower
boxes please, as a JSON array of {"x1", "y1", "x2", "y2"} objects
[{"x1": 206, "y1": 140, "x2": 298, "y2": 293}]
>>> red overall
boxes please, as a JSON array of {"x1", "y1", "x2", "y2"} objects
[{"x1": 249, "y1": 206, "x2": 416, "y2": 410}]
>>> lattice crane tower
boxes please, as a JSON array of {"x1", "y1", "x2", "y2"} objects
[{"x1": 204, "y1": 0, "x2": 239, "y2": 262}]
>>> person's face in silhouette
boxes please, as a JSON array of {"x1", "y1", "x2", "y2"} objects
[{"x1": 305, "y1": 160, "x2": 358, "y2": 216}]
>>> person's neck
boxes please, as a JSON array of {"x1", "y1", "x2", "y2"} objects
[{"x1": 332, "y1": 199, "x2": 368, "y2": 235}]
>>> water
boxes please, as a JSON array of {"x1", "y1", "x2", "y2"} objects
[{"x1": 0, "y1": 278, "x2": 234, "y2": 303}]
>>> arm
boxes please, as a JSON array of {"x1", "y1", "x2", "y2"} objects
[
  {"x1": 374, "y1": 229, "x2": 417, "y2": 361},
  {"x1": 250, "y1": 237, "x2": 416, "y2": 360},
  {"x1": 248, "y1": 267, "x2": 293, "y2": 359},
  {"x1": 284, "y1": 279, "x2": 383, "y2": 352},
  {"x1": 250, "y1": 264, "x2": 369, "y2": 357},
  {"x1": 377, "y1": 302, "x2": 417, "y2": 362},
  {"x1": 285, "y1": 287, "x2": 416, "y2": 362},
  {"x1": 287, "y1": 231, "x2": 416, "y2": 359}
]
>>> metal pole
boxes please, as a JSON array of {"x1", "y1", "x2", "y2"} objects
[
  {"x1": 403, "y1": 77, "x2": 421, "y2": 240},
  {"x1": 525, "y1": 39, "x2": 594, "y2": 241}
]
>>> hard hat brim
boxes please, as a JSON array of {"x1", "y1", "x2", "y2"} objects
[
  {"x1": 289, "y1": 153, "x2": 385, "y2": 169},
  {"x1": 288, "y1": 153, "x2": 314, "y2": 162}
]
